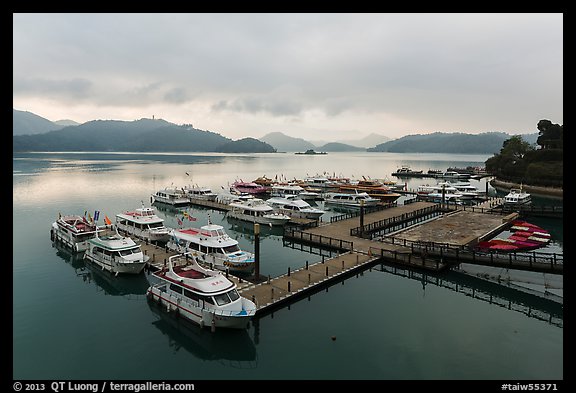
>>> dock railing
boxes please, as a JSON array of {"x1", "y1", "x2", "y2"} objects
[
  {"x1": 350, "y1": 204, "x2": 442, "y2": 239},
  {"x1": 284, "y1": 227, "x2": 354, "y2": 252}
]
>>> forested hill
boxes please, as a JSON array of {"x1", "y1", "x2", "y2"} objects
[
  {"x1": 367, "y1": 132, "x2": 514, "y2": 154},
  {"x1": 12, "y1": 118, "x2": 272, "y2": 153}
]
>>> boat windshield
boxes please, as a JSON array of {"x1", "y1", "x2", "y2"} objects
[
  {"x1": 119, "y1": 248, "x2": 140, "y2": 256},
  {"x1": 213, "y1": 289, "x2": 241, "y2": 306},
  {"x1": 223, "y1": 244, "x2": 241, "y2": 253}
]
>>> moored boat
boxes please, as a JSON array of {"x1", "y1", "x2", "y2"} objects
[
  {"x1": 265, "y1": 195, "x2": 326, "y2": 219},
  {"x1": 504, "y1": 188, "x2": 532, "y2": 206},
  {"x1": 115, "y1": 204, "x2": 171, "y2": 243},
  {"x1": 146, "y1": 254, "x2": 256, "y2": 329},
  {"x1": 231, "y1": 181, "x2": 271, "y2": 195},
  {"x1": 84, "y1": 227, "x2": 149, "y2": 275},
  {"x1": 324, "y1": 192, "x2": 380, "y2": 208},
  {"x1": 182, "y1": 185, "x2": 218, "y2": 202},
  {"x1": 166, "y1": 223, "x2": 255, "y2": 274},
  {"x1": 152, "y1": 187, "x2": 190, "y2": 207},
  {"x1": 50, "y1": 214, "x2": 103, "y2": 252},
  {"x1": 392, "y1": 165, "x2": 424, "y2": 177},
  {"x1": 338, "y1": 179, "x2": 402, "y2": 203},
  {"x1": 228, "y1": 198, "x2": 291, "y2": 226}
]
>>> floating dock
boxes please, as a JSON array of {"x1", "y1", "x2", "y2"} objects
[{"x1": 139, "y1": 197, "x2": 562, "y2": 317}]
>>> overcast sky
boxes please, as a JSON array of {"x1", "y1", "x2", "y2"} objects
[{"x1": 13, "y1": 13, "x2": 563, "y2": 141}]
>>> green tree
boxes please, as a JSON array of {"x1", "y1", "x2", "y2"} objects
[
  {"x1": 536, "y1": 119, "x2": 563, "y2": 149},
  {"x1": 485, "y1": 135, "x2": 534, "y2": 178}
]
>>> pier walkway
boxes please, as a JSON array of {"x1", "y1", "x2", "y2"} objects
[
  {"x1": 139, "y1": 242, "x2": 379, "y2": 315},
  {"x1": 284, "y1": 201, "x2": 563, "y2": 274}
]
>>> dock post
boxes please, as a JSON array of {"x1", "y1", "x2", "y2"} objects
[
  {"x1": 254, "y1": 223, "x2": 260, "y2": 280},
  {"x1": 306, "y1": 260, "x2": 309, "y2": 270},
  {"x1": 288, "y1": 266, "x2": 291, "y2": 277},
  {"x1": 308, "y1": 273, "x2": 311, "y2": 284},
  {"x1": 359, "y1": 199, "x2": 365, "y2": 237},
  {"x1": 356, "y1": 254, "x2": 359, "y2": 265},
  {"x1": 271, "y1": 287, "x2": 274, "y2": 299},
  {"x1": 288, "y1": 281, "x2": 291, "y2": 292},
  {"x1": 325, "y1": 266, "x2": 329, "y2": 276},
  {"x1": 342, "y1": 260, "x2": 344, "y2": 271}
]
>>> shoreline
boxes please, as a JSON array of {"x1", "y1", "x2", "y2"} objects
[{"x1": 490, "y1": 178, "x2": 563, "y2": 199}]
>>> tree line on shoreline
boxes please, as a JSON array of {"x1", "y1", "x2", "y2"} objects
[{"x1": 485, "y1": 120, "x2": 563, "y2": 188}]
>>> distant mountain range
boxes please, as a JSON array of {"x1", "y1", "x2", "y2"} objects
[
  {"x1": 13, "y1": 114, "x2": 275, "y2": 153},
  {"x1": 368, "y1": 132, "x2": 538, "y2": 154},
  {"x1": 309, "y1": 133, "x2": 391, "y2": 149},
  {"x1": 13, "y1": 109, "x2": 538, "y2": 154},
  {"x1": 13, "y1": 109, "x2": 69, "y2": 135}
]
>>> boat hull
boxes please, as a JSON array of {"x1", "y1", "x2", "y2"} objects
[
  {"x1": 51, "y1": 224, "x2": 93, "y2": 252},
  {"x1": 116, "y1": 223, "x2": 171, "y2": 243},
  {"x1": 227, "y1": 211, "x2": 290, "y2": 226},
  {"x1": 84, "y1": 253, "x2": 147, "y2": 274},
  {"x1": 146, "y1": 287, "x2": 254, "y2": 329}
]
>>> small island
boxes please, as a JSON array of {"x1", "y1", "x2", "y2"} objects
[{"x1": 295, "y1": 149, "x2": 327, "y2": 155}]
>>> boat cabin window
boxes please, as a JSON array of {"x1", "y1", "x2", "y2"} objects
[
  {"x1": 201, "y1": 295, "x2": 214, "y2": 305},
  {"x1": 76, "y1": 233, "x2": 94, "y2": 241},
  {"x1": 213, "y1": 293, "x2": 232, "y2": 306},
  {"x1": 227, "y1": 289, "x2": 240, "y2": 301},
  {"x1": 188, "y1": 242, "x2": 200, "y2": 251},
  {"x1": 148, "y1": 222, "x2": 164, "y2": 229},
  {"x1": 184, "y1": 289, "x2": 199, "y2": 301},
  {"x1": 169, "y1": 283, "x2": 183, "y2": 294},
  {"x1": 118, "y1": 247, "x2": 139, "y2": 256}
]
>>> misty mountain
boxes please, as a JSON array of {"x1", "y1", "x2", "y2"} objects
[
  {"x1": 315, "y1": 142, "x2": 365, "y2": 152},
  {"x1": 54, "y1": 119, "x2": 81, "y2": 127},
  {"x1": 260, "y1": 132, "x2": 316, "y2": 152},
  {"x1": 13, "y1": 118, "x2": 237, "y2": 152},
  {"x1": 13, "y1": 108, "x2": 65, "y2": 135},
  {"x1": 310, "y1": 133, "x2": 392, "y2": 148},
  {"x1": 367, "y1": 132, "x2": 514, "y2": 154},
  {"x1": 348, "y1": 133, "x2": 391, "y2": 148},
  {"x1": 218, "y1": 137, "x2": 276, "y2": 153}
]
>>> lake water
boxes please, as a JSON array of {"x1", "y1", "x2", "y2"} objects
[{"x1": 12, "y1": 152, "x2": 563, "y2": 382}]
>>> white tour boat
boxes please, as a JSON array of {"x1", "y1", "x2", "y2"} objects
[
  {"x1": 270, "y1": 184, "x2": 320, "y2": 200},
  {"x1": 504, "y1": 188, "x2": 532, "y2": 206},
  {"x1": 147, "y1": 254, "x2": 256, "y2": 329},
  {"x1": 50, "y1": 214, "x2": 103, "y2": 252},
  {"x1": 228, "y1": 198, "x2": 291, "y2": 226},
  {"x1": 84, "y1": 227, "x2": 149, "y2": 275},
  {"x1": 152, "y1": 187, "x2": 190, "y2": 207},
  {"x1": 183, "y1": 185, "x2": 218, "y2": 202},
  {"x1": 444, "y1": 181, "x2": 484, "y2": 200},
  {"x1": 265, "y1": 195, "x2": 325, "y2": 220},
  {"x1": 115, "y1": 204, "x2": 171, "y2": 243},
  {"x1": 324, "y1": 192, "x2": 380, "y2": 208},
  {"x1": 166, "y1": 223, "x2": 255, "y2": 274}
]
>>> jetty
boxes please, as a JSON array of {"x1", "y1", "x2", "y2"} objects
[{"x1": 138, "y1": 196, "x2": 561, "y2": 317}]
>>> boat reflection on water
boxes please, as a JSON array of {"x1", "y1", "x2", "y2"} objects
[
  {"x1": 52, "y1": 241, "x2": 151, "y2": 298},
  {"x1": 152, "y1": 200, "x2": 188, "y2": 216},
  {"x1": 147, "y1": 299, "x2": 258, "y2": 368},
  {"x1": 225, "y1": 216, "x2": 285, "y2": 239}
]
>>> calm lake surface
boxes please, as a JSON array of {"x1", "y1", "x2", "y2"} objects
[{"x1": 12, "y1": 151, "x2": 563, "y2": 381}]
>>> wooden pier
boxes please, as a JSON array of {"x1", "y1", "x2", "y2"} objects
[
  {"x1": 139, "y1": 242, "x2": 380, "y2": 315},
  {"x1": 284, "y1": 201, "x2": 563, "y2": 275},
  {"x1": 138, "y1": 196, "x2": 562, "y2": 318}
]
